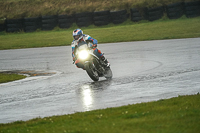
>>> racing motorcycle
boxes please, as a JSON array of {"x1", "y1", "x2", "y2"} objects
[{"x1": 73, "y1": 41, "x2": 112, "y2": 81}]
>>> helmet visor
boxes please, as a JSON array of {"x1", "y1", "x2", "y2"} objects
[{"x1": 74, "y1": 35, "x2": 80, "y2": 40}]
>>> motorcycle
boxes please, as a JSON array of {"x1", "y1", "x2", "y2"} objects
[{"x1": 73, "y1": 41, "x2": 112, "y2": 81}]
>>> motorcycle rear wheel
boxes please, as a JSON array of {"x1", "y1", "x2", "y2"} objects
[{"x1": 104, "y1": 67, "x2": 113, "y2": 79}]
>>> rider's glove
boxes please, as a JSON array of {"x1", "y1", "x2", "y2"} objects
[
  {"x1": 73, "y1": 57, "x2": 76, "y2": 61},
  {"x1": 92, "y1": 44, "x2": 97, "y2": 48}
]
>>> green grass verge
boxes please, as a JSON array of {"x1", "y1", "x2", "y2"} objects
[
  {"x1": 0, "y1": 94, "x2": 199, "y2": 133},
  {"x1": 0, "y1": 16, "x2": 200, "y2": 50},
  {"x1": 0, "y1": 73, "x2": 26, "y2": 83}
]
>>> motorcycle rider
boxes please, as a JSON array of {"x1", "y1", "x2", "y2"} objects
[{"x1": 71, "y1": 29, "x2": 110, "y2": 69}]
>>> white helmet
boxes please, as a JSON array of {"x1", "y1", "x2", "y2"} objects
[{"x1": 73, "y1": 29, "x2": 83, "y2": 41}]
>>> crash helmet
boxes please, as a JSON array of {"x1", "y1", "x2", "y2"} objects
[{"x1": 73, "y1": 29, "x2": 83, "y2": 41}]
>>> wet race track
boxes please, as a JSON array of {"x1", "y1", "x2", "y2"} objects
[{"x1": 0, "y1": 38, "x2": 200, "y2": 123}]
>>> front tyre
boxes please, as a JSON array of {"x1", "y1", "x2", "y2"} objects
[{"x1": 85, "y1": 63, "x2": 99, "y2": 81}]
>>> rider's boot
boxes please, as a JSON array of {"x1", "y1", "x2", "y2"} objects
[{"x1": 101, "y1": 56, "x2": 110, "y2": 68}]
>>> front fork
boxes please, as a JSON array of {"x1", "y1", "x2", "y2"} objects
[{"x1": 84, "y1": 55, "x2": 105, "y2": 76}]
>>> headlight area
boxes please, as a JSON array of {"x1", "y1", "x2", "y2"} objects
[{"x1": 78, "y1": 50, "x2": 89, "y2": 60}]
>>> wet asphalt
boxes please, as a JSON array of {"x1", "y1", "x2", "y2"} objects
[{"x1": 0, "y1": 38, "x2": 200, "y2": 123}]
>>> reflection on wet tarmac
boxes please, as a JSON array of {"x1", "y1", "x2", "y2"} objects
[
  {"x1": 80, "y1": 85, "x2": 93, "y2": 111},
  {"x1": 78, "y1": 79, "x2": 113, "y2": 111}
]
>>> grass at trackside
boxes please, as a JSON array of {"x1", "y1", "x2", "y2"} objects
[
  {"x1": 0, "y1": 16, "x2": 200, "y2": 50},
  {"x1": 0, "y1": 73, "x2": 26, "y2": 83},
  {"x1": 0, "y1": 94, "x2": 199, "y2": 133}
]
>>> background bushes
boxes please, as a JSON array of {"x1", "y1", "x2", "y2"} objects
[
  {"x1": 146, "y1": 6, "x2": 164, "y2": 21},
  {"x1": 166, "y1": 2, "x2": 184, "y2": 19},
  {"x1": 184, "y1": 1, "x2": 200, "y2": 18},
  {"x1": 130, "y1": 8, "x2": 144, "y2": 22},
  {"x1": 6, "y1": 19, "x2": 23, "y2": 32},
  {"x1": 0, "y1": 23, "x2": 5, "y2": 32},
  {"x1": 23, "y1": 17, "x2": 41, "y2": 32},
  {"x1": 75, "y1": 12, "x2": 93, "y2": 27},
  {"x1": 93, "y1": 10, "x2": 111, "y2": 26},
  {"x1": 58, "y1": 14, "x2": 76, "y2": 29},
  {"x1": 41, "y1": 15, "x2": 58, "y2": 31},
  {"x1": 110, "y1": 10, "x2": 128, "y2": 24},
  {"x1": 1, "y1": 1, "x2": 200, "y2": 33}
]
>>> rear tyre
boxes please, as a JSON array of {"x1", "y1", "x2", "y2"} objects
[
  {"x1": 85, "y1": 63, "x2": 99, "y2": 81},
  {"x1": 104, "y1": 68, "x2": 113, "y2": 80}
]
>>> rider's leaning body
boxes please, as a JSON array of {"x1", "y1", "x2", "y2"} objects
[{"x1": 71, "y1": 29, "x2": 109, "y2": 69}]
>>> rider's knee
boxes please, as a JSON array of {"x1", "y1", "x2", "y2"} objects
[{"x1": 93, "y1": 48, "x2": 103, "y2": 57}]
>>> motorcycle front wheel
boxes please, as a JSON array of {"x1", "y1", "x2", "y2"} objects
[{"x1": 85, "y1": 63, "x2": 99, "y2": 81}]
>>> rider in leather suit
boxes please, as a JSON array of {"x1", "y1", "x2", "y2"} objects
[{"x1": 71, "y1": 29, "x2": 110, "y2": 69}]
